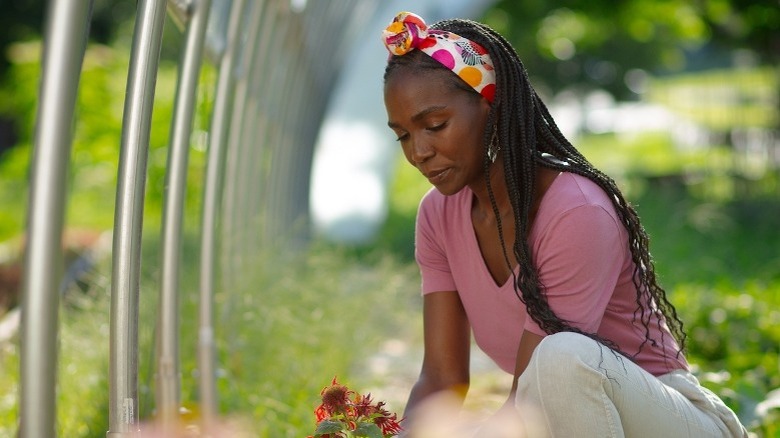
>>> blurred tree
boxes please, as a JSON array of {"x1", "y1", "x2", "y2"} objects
[
  {"x1": 0, "y1": 0, "x2": 183, "y2": 158},
  {"x1": 0, "y1": 0, "x2": 136, "y2": 158},
  {"x1": 0, "y1": 0, "x2": 137, "y2": 78},
  {"x1": 485, "y1": 0, "x2": 779, "y2": 98}
]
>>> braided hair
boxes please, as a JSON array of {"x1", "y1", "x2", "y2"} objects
[{"x1": 384, "y1": 18, "x2": 687, "y2": 357}]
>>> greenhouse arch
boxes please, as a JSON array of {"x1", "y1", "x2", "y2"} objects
[{"x1": 17, "y1": 0, "x2": 493, "y2": 436}]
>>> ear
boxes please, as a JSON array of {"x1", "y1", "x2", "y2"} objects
[
  {"x1": 479, "y1": 95, "x2": 494, "y2": 127},
  {"x1": 481, "y1": 95, "x2": 492, "y2": 114}
]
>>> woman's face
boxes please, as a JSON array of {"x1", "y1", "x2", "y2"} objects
[{"x1": 384, "y1": 67, "x2": 491, "y2": 196}]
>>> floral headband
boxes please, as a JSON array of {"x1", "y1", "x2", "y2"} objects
[{"x1": 382, "y1": 11, "x2": 496, "y2": 103}]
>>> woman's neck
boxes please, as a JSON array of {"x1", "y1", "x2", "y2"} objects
[
  {"x1": 469, "y1": 159, "x2": 514, "y2": 223},
  {"x1": 470, "y1": 162, "x2": 560, "y2": 227}
]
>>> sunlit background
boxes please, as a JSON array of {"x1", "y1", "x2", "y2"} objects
[{"x1": 0, "y1": 0, "x2": 778, "y2": 436}]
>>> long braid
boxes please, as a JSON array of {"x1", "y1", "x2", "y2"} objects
[
  {"x1": 530, "y1": 87, "x2": 687, "y2": 352},
  {"x1": 436, "y1": 19, "x2": 592, "y2": 338},
  {"x1": 384, "y1": 18, "x2": 686, "y2": 356}
]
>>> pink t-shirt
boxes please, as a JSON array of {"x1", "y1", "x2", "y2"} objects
[{"x1": 415, "y1": 172, "x2": 688, "y2": 376}]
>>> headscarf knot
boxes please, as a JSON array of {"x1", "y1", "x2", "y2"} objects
[{"x1": 382, "y1": 11, "x2": 496, "y2": 103}]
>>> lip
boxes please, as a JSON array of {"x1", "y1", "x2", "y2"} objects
[{"x1": 424, "y1": 168, "x2": 452, "y2": 185}]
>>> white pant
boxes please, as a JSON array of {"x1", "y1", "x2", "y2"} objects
[{"x1": 515, "y1": 332, "x2": 748, "y2": 437}]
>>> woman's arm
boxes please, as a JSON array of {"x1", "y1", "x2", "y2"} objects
[
  {"x1": 402, "y1": 290, "x2": 471, "y2": 428},
  {"x1": 470, "y1": 330, "x2": 545, "y2": 438},
  {"x1": 509, "y1": 330, "x2": 545, "y2": 399}
]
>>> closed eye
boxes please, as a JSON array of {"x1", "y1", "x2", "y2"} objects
[
  {"x1": 395, "y1": 132, "x2": 409, "y2": 142},
  {"x1": 426, "y1": 122, "x2": 447, "y2": 132}
]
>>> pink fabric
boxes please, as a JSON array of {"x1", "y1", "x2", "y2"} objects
[{"x1": 415, "y1": 172, "x2": 688, "y2": 376}]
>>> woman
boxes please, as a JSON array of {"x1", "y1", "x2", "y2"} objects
[{"x1": 381, "y1": 11, "x2": 747, "y2": 437}]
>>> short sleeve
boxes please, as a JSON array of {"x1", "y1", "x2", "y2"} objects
[
  {"x1": 524, "y1": 204, "x2": 626, "y2": 335},
  {"x1": 415, "y1": 193, "x2": 457, "y2": 294}
]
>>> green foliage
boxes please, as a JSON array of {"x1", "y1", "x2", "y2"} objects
[
  {"x1": 647, "y1": 67, "x2": 779, "y2": 131},
  {"x1": 0, "y1": 40, "x2": 212, "y2": 242},
  {"x1": 56, "y1": 286, "x2": 111, "y2": 436},
  {"x1": 484, "y1": 1, "x2": 779, "y2": 97},
  {"x1": 0, "y1": 269, "x2": 111, "y2": 437},
  {"x1": 674, "y1": 281, "x2": 780, "y2": 433},
  {"x1": 577, "y1": 131, "x2": 733, "y2": 179},
  {"x1": 210, "y1": 248, "x2": 416, "y2": 436},
  {"x1": 0, "y1": 1, "x2": 184, "y2": 80},
  {"x1": 313, "y1": 417, "x2": 384, "y2": 437},
  {"x1": 628, "y1": 185, "x2": 780, "y2": 434},
  {"x1": 314, "y1": 420, "x2": 343, "y2": 435},
  {"x1": 0, "y1": 341, "x2": 19, "y2": 435},
  {"x1": 354, "y1": 422, "x2": 384, "y2": 438},
  {"x1": 628, "y1": 182, "x2": 780, "y2": 285},
  {"x1": 367, "y1": 160, "x2": 428, "y2": 261}
]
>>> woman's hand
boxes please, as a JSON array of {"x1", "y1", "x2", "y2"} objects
[
  {"x1": 469, "y1": 396, "x2": 523, "y2": 438},
  {"x1": 400, "y1": 392, "x2": 544, "y2": 437}
]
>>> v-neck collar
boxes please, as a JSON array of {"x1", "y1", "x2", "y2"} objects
[
  {"x1": 465, "y1": 191, "x2": 518, "y2": 289},
  {"x1": 464, "y1": 173, "x2": 564, "y2": 289}
]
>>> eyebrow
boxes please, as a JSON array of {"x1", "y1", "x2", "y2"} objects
[{"x1": 387, "y1": 105, "x2": 447, "y2": 129}]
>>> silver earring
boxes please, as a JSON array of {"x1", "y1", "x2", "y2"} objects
[{"x1": 487, "y1": 128, "x2": 500, "y2": 163}]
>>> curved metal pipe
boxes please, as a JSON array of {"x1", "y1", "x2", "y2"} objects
[
  {"x1": 167, "y1": 0, "x2": 195, "y2": 30},
  {"x1": 242, "y1": 0, "x2": 288, "y2": 250},
  {"x1": 19, "y1": 1, "x2": 93, "y2": 437},
  {"x1": 156, "y1": 0, "x2": 212, "y2": 430},
  {"x1": 107, "y1": 0, "x2": 167, "y2": 435},
  {"x1": 220, "y1": 0, "x2": 266, "y2": 296},
  {"x1": 198, "y1": 0, "x2": 247, "y2": 426}
]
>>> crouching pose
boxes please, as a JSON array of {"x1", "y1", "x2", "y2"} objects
[{"x1": 381, "y1": 11, "x2": 747, "y2": 437}]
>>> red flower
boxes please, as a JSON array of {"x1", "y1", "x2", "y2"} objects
[
  {"x1": 314, "y1": 404, "x2": 329, "y2": 422},
  {"x1": 311, "y1": 376, "x2": 403, "y2": 437},
  {"x1": 353, "y1": 393, "x2": 378, "y2": 418},
  {"x1": 376, "y1": 411, "x2": 403, "y2": 436},
  {"x1": 319, "y1": 377, "x2": 353, "y2": 416}
]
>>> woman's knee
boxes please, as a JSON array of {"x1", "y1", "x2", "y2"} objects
[
  {"x1": 519, "y1": 332, "x2": 608, "y2": 388},
  {"x1": 534, "y1": 332, "x2": 600, "y2": 364}
]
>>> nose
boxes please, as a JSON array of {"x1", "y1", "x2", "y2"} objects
[{"x1": 410, "y1": 136, "x2": 434, "y2": 164}]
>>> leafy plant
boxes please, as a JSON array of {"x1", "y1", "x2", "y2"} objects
[{"x1": 309, "y1": 377, "x2": 403, "y2": 438}]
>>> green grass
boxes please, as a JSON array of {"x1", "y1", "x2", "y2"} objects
[
  {"x1": 0, "y1": 236, "x2": 422, "y2": 437},
  {"x1": 183, "y1": 243, "x2": 421, "y2": 436}
]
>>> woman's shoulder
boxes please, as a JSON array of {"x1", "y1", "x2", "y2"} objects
[
  {"x1": 532, "y1": 172, "x2": 621, "y2": 237},
  {"x1": 531, "y1": 173, "x2": 627, "y2": 255},
  {"x1": 545, "y1": 172, "x2": 614, "y2": 212},
  {"x1": 416, "y1": 187, "x2": 472, "y2": 239}
]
